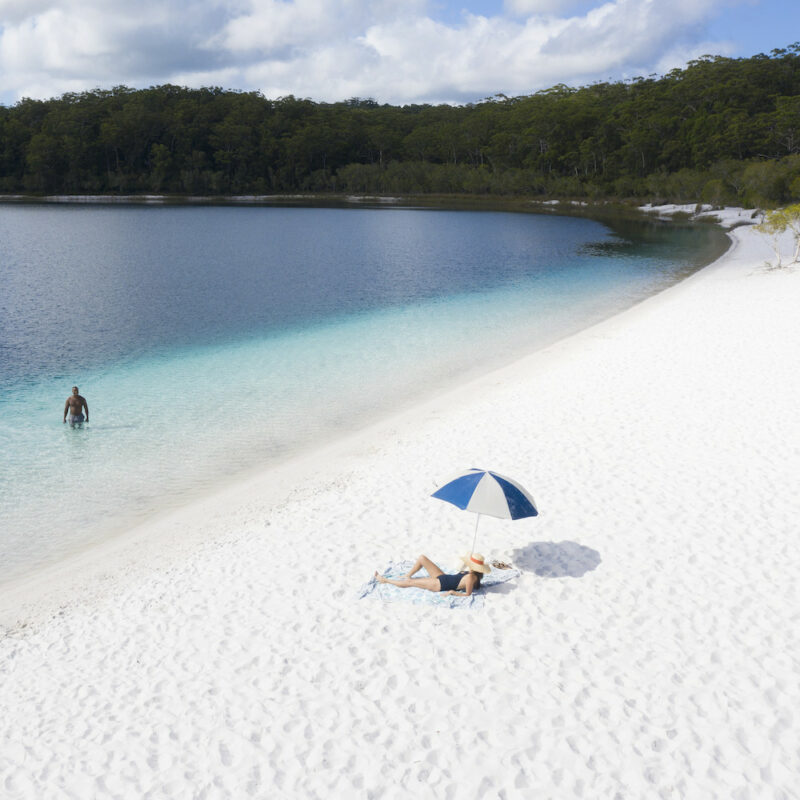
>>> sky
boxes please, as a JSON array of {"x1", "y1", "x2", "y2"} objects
[{"x1": 0, "y1": 0, "x2": 798, "y2": 107}]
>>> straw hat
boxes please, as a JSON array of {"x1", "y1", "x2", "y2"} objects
[{"x1": 460, "y1": 552, "x2": 491, "y2": 574}]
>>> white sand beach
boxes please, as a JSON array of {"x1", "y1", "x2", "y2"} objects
[{"x1": 2, "y1": 211, "x2": 799, "y2": 799}]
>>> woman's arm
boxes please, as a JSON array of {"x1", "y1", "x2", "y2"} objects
[{"x1": 449, "y1": 574, "x2": 479, "y2": 597}]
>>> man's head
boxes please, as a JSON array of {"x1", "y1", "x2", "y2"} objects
[{"x1": 72, "y1": 386, "x2": 79, "y2": 395}]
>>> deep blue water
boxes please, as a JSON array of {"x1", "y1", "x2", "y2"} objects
[{"x1": 0, "y1": 204, "x2": 726, "y2": 584}]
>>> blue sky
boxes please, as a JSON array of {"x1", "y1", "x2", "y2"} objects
[
  {"x1": 0, "y1": 0, "x2": 798, "y2": 107},
  {"x1": 703, "y1": 0, "x2": 799, "y2": 57}
]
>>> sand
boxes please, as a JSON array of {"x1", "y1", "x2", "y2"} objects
[{"x1": 1, "y1": 209, "x2": 799, "y2": 799}]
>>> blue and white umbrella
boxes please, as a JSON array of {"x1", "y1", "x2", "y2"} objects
[{"x1": 432, "y1": 468, "x2": 538, "y2": 554}]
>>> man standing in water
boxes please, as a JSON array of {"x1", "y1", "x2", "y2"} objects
[{"x1": 63, "y1": 386, "x2": 89, "y2": 427}]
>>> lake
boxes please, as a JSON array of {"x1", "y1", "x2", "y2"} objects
[{"x1": 0, "y1": 203, "x2": 727, "y2": 585}]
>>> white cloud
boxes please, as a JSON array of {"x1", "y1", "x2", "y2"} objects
[
  {"x1": 0, "y1": 0, "x2": 736, "y2": 105},
  {"x1": 227, "y1": 0, "x2": 729, "y2": 103},
  {"x1": 0, "y1": 0, "x2": 54, "y2": 24},
  {"x1": 213, "y1": 0, "x2": 420, "y2": 54},
  {"x1": 505, "y1": 0, "x2": 582, "y2": 16},
  {"x1": 1, "y1": 0, "x2": 231, "y2": 99}
]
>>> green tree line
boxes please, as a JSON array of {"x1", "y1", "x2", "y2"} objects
[{"x1": 2, "y1": 44, "x2": 800, "y2": 205}]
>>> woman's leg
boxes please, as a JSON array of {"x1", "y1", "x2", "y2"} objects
[
  {"x1": 374, "y1": 572, "x2": 440, "y2": 592},
  {"x1": 404, "y1": 554, "x2": 443, "y2": 579}
]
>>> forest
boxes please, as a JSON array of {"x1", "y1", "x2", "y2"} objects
[{"x1": 1, "y1": 44, "x2": 799, "y2": 206}]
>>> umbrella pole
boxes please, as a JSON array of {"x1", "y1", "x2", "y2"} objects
[{"x1": 470, "y1": 513, "x2": 481, "y2": 555}]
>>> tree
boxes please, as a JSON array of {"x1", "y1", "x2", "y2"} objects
[
  {"x1": 149, "y1": 143, "x2": 172, "y2": 191},
  {"x1": 1, "y1": 45, "x2": 800, "y2": 198},
  {"x1": 755, "y1": 203, "x2": 800, "y2": 266}
]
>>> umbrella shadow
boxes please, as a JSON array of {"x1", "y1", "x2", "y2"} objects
[
  {"x1": 511, "y1": 541, "x2": 601, "y2": 578},
  {"x1": 482, "y1": 580, "x2": 519, "y2": 596}
]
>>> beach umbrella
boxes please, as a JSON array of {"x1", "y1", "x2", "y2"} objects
[{"x1": 431, "y1": 468, "x2": 538, "y2": 554}]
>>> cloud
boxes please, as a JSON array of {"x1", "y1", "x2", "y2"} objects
[
  {"x1": 0, "y1": 0, "x2": 736, "y2": 105},
  {"x1": 504, "y1": 0, "x2": 585, "y2": 16},
  {"x1": 0, "y1": 0, "x2": 230, "y2": 98},
  {"x1": 0, "y1": 0, "x2": 54, "y2": 24},
  {"x1": 213, "y1": 0, "x2": 424, "y2": 55}
]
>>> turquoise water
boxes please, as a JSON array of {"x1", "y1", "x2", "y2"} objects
[{"x1": 0, "y1": 204, "x2": 726, "y2": 584}]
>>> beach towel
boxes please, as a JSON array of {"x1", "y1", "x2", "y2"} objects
[{"x1": 356, "y1": 560, "x2": 521, "y2": 610}]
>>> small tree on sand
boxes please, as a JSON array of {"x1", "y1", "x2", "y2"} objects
[{"x1": 755, "y1": 204, "x2": 800, "y2": 267}]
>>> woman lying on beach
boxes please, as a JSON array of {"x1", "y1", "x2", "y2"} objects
[{"x1": 374, "y1": 553, "x2": 490, "y2": 596}]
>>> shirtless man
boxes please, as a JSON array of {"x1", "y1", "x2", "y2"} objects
[{"x1": 63, "y1": 386, "x2": 89, "y2": 427}]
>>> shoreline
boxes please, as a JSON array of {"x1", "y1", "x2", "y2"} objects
[
  {"x1": 0, "y1": 206, "x2": 735, "y2": 625},
  {"x1": 0, "y1": 190, "x2": 724, "y2": 219},
  {"x1": 0, "y1": 191, "x2": 757, "y2": 237},
  {"x1": 2, "y1": 211, "x2": 800, "y2": 797},
  {"x1": 0, "y1": 202, "x2": 728, "y2": 606}
]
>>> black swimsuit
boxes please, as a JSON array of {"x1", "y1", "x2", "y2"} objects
[{"x1": 437, "y1": 571, "x2": 467, "y2": 592}]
